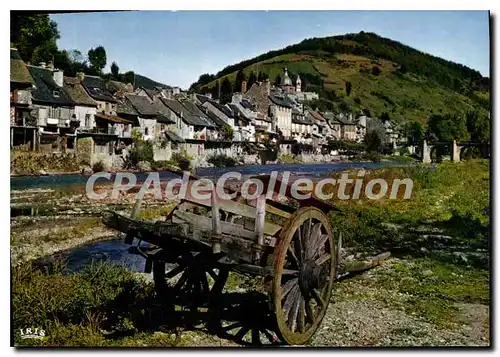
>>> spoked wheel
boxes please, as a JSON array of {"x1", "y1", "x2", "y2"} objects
[
  {"x1": 216, "y1": 291, "x2": 283, "y2": 346},
  {"x1": 153, "y1": 251, "x2": 228, "y2": 311},
  {"x1": 272, "y1": 206, "x2": 336, "y2": 345}
]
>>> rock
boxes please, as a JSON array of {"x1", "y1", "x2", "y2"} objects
[
  {"x1": 422, "y1": 269, "x2": 433, "y2": 277},
  {"x1": 137, "y1": 161, "x2": 152, "y2": 172},
  {"x1": 39, "y1": 169, "x2": 48, "y2": 176}
]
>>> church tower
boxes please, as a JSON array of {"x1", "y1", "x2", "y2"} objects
[{"x1": 296, "y1": 75, "x2": 302, "y2": 93}]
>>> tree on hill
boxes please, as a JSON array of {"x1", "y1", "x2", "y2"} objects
[
  {"x1": 111, "y1": 61, "x2": 120, "y2": 80},
  {"x1": 372, "y1": 66, "x2": 381, "y2": 76},
  {"x1": 274, "y1": 74, "x2": 282, "y2": 87},
  {"x1": 220, "y1": 78, "x2": 232, "y2": 104},
  {"x1": 235, "y1": 69, "x2": 247, "y2": 93},
  {"x1": 88, "y1": 46, "x2": 107, "y2": 74},
  {"x1": 345, "y1": 81, "x2": 352, "y2": 96},
  {"x1": 123, "y1": 71, "x2": 135, "y2": 85},
  {"x1": 466, "y1": 111, "x2": 490, "y2": 143},
  {"x1": 257, "y1": 71, "x2": 268, "y2": 81},
  {"x1": 247, "y1": 71, "x2": 257, "y2": 89},
  {"x1": 211, "y1": 80, "x2": 220, "y2": 100}
]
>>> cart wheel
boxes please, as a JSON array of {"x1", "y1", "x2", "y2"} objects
[
  {"x1": 272, "y1": 206, "x2": 335, "y2": 345},
  {"x1": 153, "y1": 251, "x2": 228, "y2": 310}
]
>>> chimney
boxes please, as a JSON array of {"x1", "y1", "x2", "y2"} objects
[
  {"x1": 77, "y1": 72, "x2": 85, "y2": 82},
  {"x1": 264, "y1": 79, "x2": 270, "y2": 95},
  {"x1": 53, "y1": 70, "x2": 64, "y2": 87},
  {"x1": 241, "y1": 80, "x2": 247, "y2": 94},
  {"x1": 39, "y1": 62, "x2": 46, "y2": 68}
]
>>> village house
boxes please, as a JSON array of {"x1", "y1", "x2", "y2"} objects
[
  {"x1": 125, "y1": 94, "x2": 161, "y2": 141},
  {"x1": 10, "y1": 48, "x2": 36, "y2": 150},
  {"x1": 63, "y1": 76, "x2": 98, "y2": 133},
  {"x1": 27, "y1": 64, "x2": 78, "y2": 152},
  {"x1": 269, "y1": 94, "x2": 293, "y2": 140},
  {"x1": 226, "y1": 103, "x2": 255, "y2": 142},
  {"x1": 161, "y1": 98, "x2": 215, "y2": 158},
  {"x1": 81, "y1": 74, "x2": 118, "y2": 117}
]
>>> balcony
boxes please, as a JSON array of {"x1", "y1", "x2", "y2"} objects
[{"x1": 79, "y1": 127, "x2": 117, "y2": 136}]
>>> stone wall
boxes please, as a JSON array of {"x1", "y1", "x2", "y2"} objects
[{"x1": 76, "y1": 137, "x2": 93, "y2": 166}]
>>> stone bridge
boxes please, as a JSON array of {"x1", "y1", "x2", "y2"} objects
[{"x1": 421, "y1": 140, "x2": 490, "y2": 163}]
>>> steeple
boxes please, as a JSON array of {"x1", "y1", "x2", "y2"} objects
[{"x1": 296, "y1": 74, "x2": 302, "y2": 93}]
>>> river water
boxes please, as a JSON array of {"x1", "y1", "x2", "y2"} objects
[
  {"x1": 13, "y1": 161, "x2": 411, "y2": 272},
  {"x1": 10, "y1": 161, "x2": 405, "y2": 191}
]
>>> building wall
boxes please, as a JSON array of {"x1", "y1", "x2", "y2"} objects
[
  {"x1": 74, "y1": 105, "x2": 97, "y2": 129},
  {"x1": 271, "y1": 105, "x2": 292, "y2": 139},
  {"x1": 137, "y1": 117, "x2": 157, "y2": 140},
  {"x1": 153, "y1": 142, "x2": 172, "y2": 161},
  {"x1": 183, "y1": 142, "x2": 205, "y2": 157},
  {"x1": 342, "y1": 124, "x2": 357, "y2": 141}
]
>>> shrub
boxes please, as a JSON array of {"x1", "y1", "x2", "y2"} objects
[
  {"x1": 353, "y1": 97, "x2": 361, "y2": 105},
  {"x1": 126, "y1": 140, "x2": 154, "y2": 167},
  {"x1": 92, "y1": 161, "x2": 105, "y2": 173},
  {"x1": 207, "y1": 154, "x2": 237, "y2": 167}
]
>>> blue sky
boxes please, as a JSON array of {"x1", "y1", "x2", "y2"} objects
[{"x1": 51, "y1": 11, "x2": 490, "y2": 89}]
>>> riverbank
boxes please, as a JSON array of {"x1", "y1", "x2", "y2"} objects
[{"x1": 11, "y1": 160, "x2": 490, "y2": 347}]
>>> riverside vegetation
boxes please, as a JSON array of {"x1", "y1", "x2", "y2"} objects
[{"x1": 12, "y1": 160, "x2": 490, "y2": 346}]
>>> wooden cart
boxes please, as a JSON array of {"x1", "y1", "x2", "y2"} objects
[{"x1": 103, "y1": 169, "x2": 368, "y2": 345}]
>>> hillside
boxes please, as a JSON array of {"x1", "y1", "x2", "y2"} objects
[
  {"x1": 134, "y1": 73, "x2": 171, "y2": 90},
  {"x1": 192, "y1": 32, "x2": 490, "y2": 125}
]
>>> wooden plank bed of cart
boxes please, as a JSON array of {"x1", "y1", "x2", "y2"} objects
[{"x1": 103, "y1": 168, "x2": 389, "y2": 345}]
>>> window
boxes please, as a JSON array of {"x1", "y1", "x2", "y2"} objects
[
  {"x1": 53, "y1": 90, "x2": 59, "y2": 97},
  {"x1": 145, "y1": 127, "x2": 149, "y2": 136},
  {"x1": 85, "y1": 114, "x2": 91, "y2": 127}
]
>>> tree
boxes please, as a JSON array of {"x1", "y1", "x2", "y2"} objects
[
  {"x1": 427, "y1": 113, "x2": 469, "y2": 142},
  {"x1": 235, "y1": 69, "x2": 247, "y2": 93},
  {"x1": 406, "y1": 121, "x2": 424, "y2": 146},
  {"x1": 30, "y1": 40, "x2": 58, "y2": 66},
  {"x1": 257, "y1": 71, "x2": 268, "y2": 81},
  {"x1": 123, "y1": 71, "x2": 135, "y2": 85},
  {"x1": 220, "y1": 78, "x2": 232, "y2": 104},
  {"x1": 111, "y1": 61, "x2": 120, "y2": 79},
  {"x1": 364, "y1": 130, "x2": 382, "y2": 152},
  {"x1": 345, "y1": 81, "x2": 352, "y2": 96},
  {"x1": 211, "y1": 80, "x2": 220, "y2": 100},
  {"x1": 466, "y1": 111, "x2": 490, "y2": 143},
  {"x1": 11, "y1": 13, "x2": 60, "y2": 63},
  {"x1": 380, "y1": 112, "x2": 391, "y2": 122},
  {"x1": 247, "y1": 71, "x2": 257, "y2": 89},
  {"x1": 87, "y1": 46, "x2": 107, "y2": 74},
  {"x1": 274, "y1": 75, "x2": 282, "y2": 87},
  {"x1": 371, "y1": 66, "x2": 381, "y2": 76}
]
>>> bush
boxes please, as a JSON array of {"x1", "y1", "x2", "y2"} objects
[
  {"x1": 365, "y1": 151, "x2": 381, "y2": 162},
  {"x1": 353, "y1": 97, "x2": 361, "y2": 105},
  {"x1": 92, "y1": 161, "x2": 105, "y2": 172},
  {"x1": 126, "y1": 140, "x2": 154, "y2": 168},
  {"x1": 207, "y1": 154, "x2": 237, "y2": 167}
]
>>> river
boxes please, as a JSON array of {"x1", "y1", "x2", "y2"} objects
[{"x1": 11, "y1": 161, "x2": 406, "y2": 190}]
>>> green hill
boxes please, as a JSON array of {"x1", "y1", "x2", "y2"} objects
[
  {"x1": 134, "y1": 73, "x2": 171, "y2": 90},
  {"x1": 191, "y1": 32, "x2": 489, "y2": 124}
]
